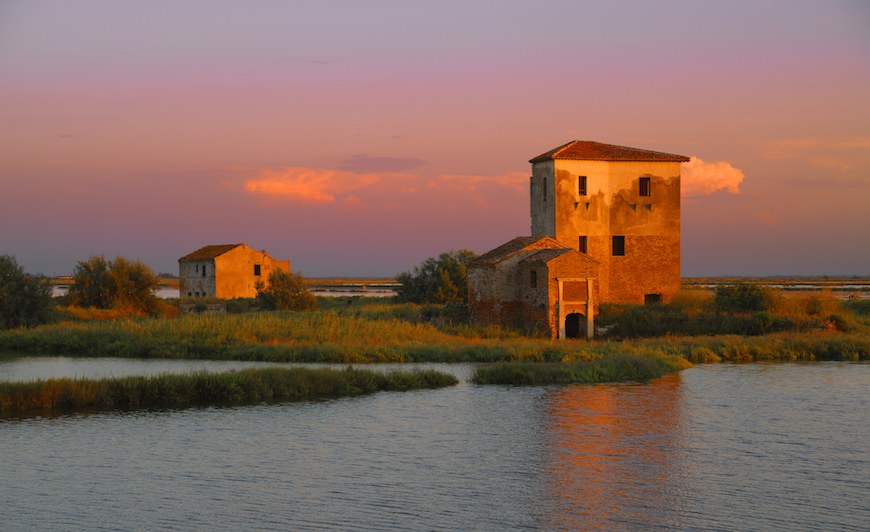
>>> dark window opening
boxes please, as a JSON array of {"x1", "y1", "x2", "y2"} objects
[
  {"x1": 529, "y1": 269, "x2": 537, "y2": 288},
  {"x1": 578, "y1": 175, "x2": 587, "y2": 196},
  {"x1": 645, "y1": 293, "x2": 663, "y2": 304},
  {"x1": 579, "y1": 235, "x2": 587, "y2": 254},
  {"x1": 254, "y1": 264, "x2": 261, "y2": 276},
  {"x1": 187, "y1": 292, "x2": 192, "y2": 297},
  {"x1": 542, "y1": 177, "x2": 547, "y2": 204},
  {"x1": 612, "y1": 236, "x2": 626, "y2": 256},
  {"x1": 639, "y1": 177, "x2": 651, "y2": 197},
  {"x1": 202, "y1": 265, "x2": 206, "y2": 277}
]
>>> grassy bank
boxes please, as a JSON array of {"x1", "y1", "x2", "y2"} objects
[
  {"x1": 472, "y1": 353, "x2": 690, "y2": 385},
  {"x1": 1, "y1": 289, "x2": 867, "y2": 365},
  {"x1": 0, "y1": 366, "x2": 458, "y2": 417},
  {"x1": 0, "y1": 311, "x2": 866, "y2": 364}
]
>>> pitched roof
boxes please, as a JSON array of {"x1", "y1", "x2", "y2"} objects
[
  {"x1": 473, "y1": 236, "x2": 540, "y2": 266},
  {"x1": 178, "y1": 244, "x2": 242, "y2": 262},
  {"x1": 519, "y1": 248, "x2": 601, "y2": 266},
  {"x1": 518, "y1": 248, "x2": 574, "y2": 265},
  {"x1": 471, "y1": 235, "x2": 571, "y2": 267},
  {"x1": 529, "y1": 140, "x2": 690, "y2": 163}
]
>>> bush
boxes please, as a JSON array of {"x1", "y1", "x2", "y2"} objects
[
  {"x1": 68, "y1": 255, "x2": 160, "y2": 314},
  {"x1": 714, "y1": 282, "x2": 778, "y2": 313},
  {"x1": 396, "y1": 249, "x2": 477, "y2": 304},
  {"x1": 257, "y1": 270, "x2": 316, "y2": 311},
  {"x1": 0, "y1": 255, "x2": 55, "y2": 329}
]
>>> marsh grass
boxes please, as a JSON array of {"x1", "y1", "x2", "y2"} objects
[
  {"x1": 472, "y1": 353, "x2": 690, "y2": 385},
  {"x1": 598, "y1": 289, "x2": 864, "y2": 338},
  {"x1": 1, "y1": 292, "x2": 867, "y2": 365},
  {"x1": 0, "y1": 366, "x2": 458, "y2": 416}
]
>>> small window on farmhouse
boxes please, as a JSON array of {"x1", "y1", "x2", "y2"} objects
[
  {"x1": 202, "y1": 265, "x2": 206, "y2": 277},
  {"x1": 529, "y1": 269, "x2": 537, "y2": 288},
  {"x1": 612, "y1": 236, "x2": 626, "y2": 256},
  {"x1": 254, "y1": 264, "x2": 261, "y2": 276},
  {"x1": 645, "y1": 293, "x2": 663, "y2": 304},
  {"x1": 542, "y1": 178, "x2": 547, "y2": 204},
  {"x1": 579, "y1": 235, "x2": 588, "y2": 254},
  {"x1": 195, "y1": 265, "x2": 199, "y2": 273},
  {"x1": 639, "y1": 177, "x2": 651, "y2": 197},
  {"x1": 578, "y1": 176, "x2": 587, "y2": 196}
]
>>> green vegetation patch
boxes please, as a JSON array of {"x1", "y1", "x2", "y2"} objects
[
  {"x1": 0, "y1": 366, "x2": 458, "y2": 417},
  {"x1": 471, "y1": 354, "x2": 690, "y2": 386}
]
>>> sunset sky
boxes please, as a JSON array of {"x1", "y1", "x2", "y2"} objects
[{"x1": 2, "y1": 1, "x2": 868, "y2": 277}]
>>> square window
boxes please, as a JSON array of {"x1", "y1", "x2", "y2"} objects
[
  {"x1": 579, "y1": 236, "x2": 587, "y2": 254},
  {"x1": 578, "y1": 176, "x2": 587, "y2": 196},
  {"x1": 639, "y1": 177, "x2": 651, "y2": 197},
  {"x1": 254, "y1": 264, "x2": 261, "y2": 276},
  {"x1": 612, "y1": 236, "x2": 625, "y2": 256}
]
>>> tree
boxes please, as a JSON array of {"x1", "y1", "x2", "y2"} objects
[
  {"x1": 108, "y1": 256, "x2": 161, "y2": 313},
  {"x1": 69, "y1": 255, "x2": 112, "y2": 308},
  {"x1": 395, "y1": 249, "x2": 477, "y2": 304},
  {"x1": 257, "y1": 270, "x2": 316, "y2": 311},
  {"x1": 69, "y1": 255, "x2": 160, "y2": 313},
  {"x1": 0, "y1": 255, "x2": 54, "y2": 329}
]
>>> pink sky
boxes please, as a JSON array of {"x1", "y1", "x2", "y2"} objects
[{"x1": 2, "y1": 1, "x2": 869, "y2": 277}]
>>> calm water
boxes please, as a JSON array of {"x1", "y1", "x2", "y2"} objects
[{"x1": 1, "y1": 360, "x2": 867, "y2": 530}]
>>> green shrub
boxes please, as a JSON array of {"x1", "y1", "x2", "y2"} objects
[
  {"x1": 257, "y1": 270, "x2": 316, "y2": 311},
  {"x1": 0, "y1": 255, "x2": 55, "y2": 329},
  {"x1": 396, "y1": 250, "x2": 477, "y2": 304},
  {"x1": 714, "y1": 282, "x2": 778, "y2": 313},
  {"x1": 68, "y1": 255, "x2": 160, "y2": 314}
]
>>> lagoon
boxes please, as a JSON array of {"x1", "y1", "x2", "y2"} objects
[{"x1": 1, "y1": 360, "x2": 867, "y2": 530}]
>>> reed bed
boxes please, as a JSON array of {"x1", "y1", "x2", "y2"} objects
[
  {"x1": 0, "y1": 297, "x2": 867, "y2": 364},
  {"x1": 472, "y1": 353, "x2": 690, "y2": 385},
  {"x1": 0, "y1": 366, "x2": 458, "y2": 416}
]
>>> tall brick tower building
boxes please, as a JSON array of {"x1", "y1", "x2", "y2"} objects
[{"x1": 529, "y1": 140, "x2": 689, "y2": 304}]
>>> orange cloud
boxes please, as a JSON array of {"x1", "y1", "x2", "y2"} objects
[
  {"x1": 431, "y1": 171, "x2": 528, "y2": 193},
  {"x1": 681, "y1": 156, "x2": 744, "y2": 196},
  {"x1": 244, "y1": 167, "x2": 383, "y2": 203},
  {"x1": 760, "y1": 136, "x2": 870, "y2": 172}
]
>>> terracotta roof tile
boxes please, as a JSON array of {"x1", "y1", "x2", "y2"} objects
[
  {"x1": 471, "y1": 236, "x2": 571, "y2": 267},
  {"x1": 178, "y1": 244, "x2": 242, "y2": 262},
  {"x1": 529, "y1": 140, "x2": 690, "y2": 163},
  {"x1": 472, "y1": 237, "x2": 539, "y2": 266},
  {"x1": 517, "y1": 248, "x2": 573, "y2": 265},
  {"x1": 518, "y1": 248, "x2": 601, "y2": 266}
]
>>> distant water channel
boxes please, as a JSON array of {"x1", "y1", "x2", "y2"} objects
[{"x1": 1, "y1": 360, "x2": 867, "y2": 530}]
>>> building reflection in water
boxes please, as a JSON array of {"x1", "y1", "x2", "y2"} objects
[{"x1": 533, "y1": 373, "x2": 687, "y2": 529}]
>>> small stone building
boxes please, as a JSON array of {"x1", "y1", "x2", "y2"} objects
[
  {"x1": 469, "y1": 140, "x2": 689, "y2": 338},
  {"x1": 178, "y1": 243, "x2": 290, "y2": 299},
  {"x1": 468, "y1": 236, "x2": 599, "y2": 339}
]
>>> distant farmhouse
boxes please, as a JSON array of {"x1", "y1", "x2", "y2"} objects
[
  {"x1": 468, "y1": 140, "x2": 689, "y2": 339},
  {"x1": 178, "y1": 244, "x2": 290, "y2": 299}
]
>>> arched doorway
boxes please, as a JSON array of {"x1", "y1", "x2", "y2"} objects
[{"x1": 565, "y1": 312, "x2": 586, "y2": 339}]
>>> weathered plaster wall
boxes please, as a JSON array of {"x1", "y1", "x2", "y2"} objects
[
  {"x1": 214, "y1": 245, "x2": 290, "y2": 299},
  {"x1": 544, "y1": 252, "x2": 600, "y2": 338},
  {"x1": 530, "y1": 160, "x2": 555, "y2": 237},
  {"x1": 532, "y1": 159, "x2": 681, "y2": 303},
  {"x1": 179, "y1": 261, "x2": 216, "y2": 297}
]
